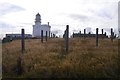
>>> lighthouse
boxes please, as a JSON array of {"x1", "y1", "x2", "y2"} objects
[
  {"x1": 32, "y1": 13, "x2": 51, "y2": 38},
  {"x1": 35, "y1": 13, "x2": 41, "y2": 24}
]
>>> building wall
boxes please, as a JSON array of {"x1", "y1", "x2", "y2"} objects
[
  {"x1": 40, "y1": 25, "x2": 50, "y2": 37},
  {"x1": 33, "y1": 24, "x2": 50, "y2": 37},
  {"x1": 73, "y1": 33, "x2": 108, "y2": 38},
  {"x1": 33, "y1": 25, "x2": 40, "y2": 37},
  {"x1": 6, "y1": 34, "x2": 32, "y2": 38}
]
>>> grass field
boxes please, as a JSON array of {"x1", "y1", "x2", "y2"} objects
[{"x1": 2, "y1": 38, "x2": 119, "y2": 79}]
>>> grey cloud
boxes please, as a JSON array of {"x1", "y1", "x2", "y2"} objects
[
  {"x1": 69, "y1": 14, "x2": 89, "y2": 22},
  {"x1": 96, "y1": 3, "x2": 117, "y2": 20},
  {"x1": 0, "y1": 2, "x2": 25, "y2": 16},
  {"x1": 68, "y1": 3, "x2": 116, "y2": 22},
  {"x1": 51, "y1": 30, "x2": 62, "y2": 34},
  {"x1": 0, "y1": 21, "x2": 20, "y2": 35},
  {"x1": 96, "y1": 9, "x2": 113, "y2": 20},
  {"x1": 51, "y1": 24, "x2": 65, "y2": 27},
  {"x1": 85, "y1": 27, "x2": 92, "y2": 33},
  {"x1": 20, "y1": 22, "x2": 33, "y2": 25},
  {"x1": 68, "y1": 10, "x2": 113, "y2": 23},
  {"x1": 0, "y1": 22, "x2": 15, "y2": 29},
  {"x1": 72, "y1": 29, "x2": 80, "y2": 33},
  {"x1": 0, "y1": 22, "x2": 19, "y2": 39}
]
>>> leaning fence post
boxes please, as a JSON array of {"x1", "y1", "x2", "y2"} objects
[
  {"x1": 46, "y1": 31, "x2": 47, "y2": 42},
  {"x1": 17, "y1": 28, "x2": 25, "y2": 75},
  {"x1": 53, "y1": 34, "x2": 55, "y2": 38},
  {"x1": 41, "y1": 30, "x2": 43, "y2": 43},
  {"x1": 111, "y1": 28, "x2": 113, "y2": 42},
  {"x1": 17, "y1": 56, "x2": 22, "y2": 75},
  {"x1": 53, "y1": 34, "x2": 54, "y2": 38},
  {"x1": 79, "y1": 31, "x2": 81, "y2": 37},
  {"x1": 105, "y1": 32, "x2": 106, "y2": 36},
  {"x1": 84, "y1": 29, "x2": 86, "y2": 39},
  {"x1": 96, "y1": 28, "x2": 98, "y2": 47},
  {"x1": 101, "y1": 29, "x2": 104, "y2": 39},
  {"x1": 73, "y1": 32, "x2": 74, "y2": 38},
  {"x1": 114, "y1": 34, "x2": 116, "y2": 38},
  {"x1": 113, "y1": 32, "x2": 114, "y2": 39},
  {"x1": 102, "y1": 29, "x2": 103, "y2": 35},
  {"x1": 21, "y1": 29, "x2": 25, "y2": 53},
  {"x1": 65, "y1": 25, "x2": 69, "y2": 53}
]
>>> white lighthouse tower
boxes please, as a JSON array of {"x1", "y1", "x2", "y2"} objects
[{"x1": 32, "y1": 13, "x2": 51, "y2": 38}]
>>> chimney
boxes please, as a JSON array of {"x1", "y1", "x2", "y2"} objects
[{"x1": 48, "y1": 22, "x2": 49, "y2": 26}]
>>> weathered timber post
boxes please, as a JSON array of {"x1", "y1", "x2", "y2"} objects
[
  {"x1": 17, "y1": 28, "x2": 25, "y2": 75},
  {"x1": 53, "y1": 34, "x2": 54, "y2": 38},
  {"x1": 41, "y1": 30, "x2": 43, "y2": 43},
  {"x1": 102, "y1": 29, "x2": 103, "y2": 35},
  {"x1": 53, "y1": 34, "x2": 55, "y2": 38},
  {"x1": 114, "y1": 34, "x2": 116, "y2": 39},
  {"x1": 102, "y1": 29, "x2": 103, "y2": 39},
  {"x1": 79, "y1": 31, "x2": 81, "y2": 34},
  {"x1": 17, "y1": 56, "x2": 22, "y2": 75},
  {"x1": 105, "y1": 32, "x2": 106, "y2": 36},
  {"x1": 96, "y1": 28, "x2": 98, "y2": 47},
  {"x1": 113, "y1": 32, "x2": 114, "y2": 39},
  {"x1": 65, "y1": 25, "x2": 69, "y2": 53},
  {"x1": 104, "y1": 32, "x2": 108, "y2": 38},
  {"x1": 111, "y1": 28, "x2": 113, "y2": 42},
  {"x1": 46, "y1": 31, "x2": 47, "y2": 42},
  {"x1": 73, "y1": 32, "x2": 74, "y2": 38},
  {"x1": 84, "y1": 29, "x2": 86, "y2": 39},
  {"x1": 79, "y1": 31, "x2": 81, "y2": 38},
  {"x1": 21, "y1": 29, "x2": 25, "y2": 53}
]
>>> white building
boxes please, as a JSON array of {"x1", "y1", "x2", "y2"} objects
[
  {"x1": 33, "y1": 13, "x2": 51, "y2": 37},
  {"x1": 6, "y1": 34, "x2": 32, "y2": 38}
]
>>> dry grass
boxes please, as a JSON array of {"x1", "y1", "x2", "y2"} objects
[{"x1": 2, "y1": 38, "x2": 119, "y2": 79}]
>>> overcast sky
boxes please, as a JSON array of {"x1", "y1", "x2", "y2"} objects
[{"x1": 0, "y1": 0, "x2": 119, "y2": 39}]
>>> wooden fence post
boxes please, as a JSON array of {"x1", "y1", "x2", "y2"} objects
[
  {"x1": 21, "y1": 29, "x2": 25, "y2": 53},
  {"x1": 17, "y1": 28, "x2": 25, "y2": 75},
  {"x1": 102, "y1": 29, "x2": 103, "y2": 35},
  {"x1": 111, "y1": 28, "x2": 113, "y2": 42},
  {"x1": 53, "y1": 34, "x2": 54, "y2": 38},
  {"x1": 113, "y1": 32, "x2": 114, "y2": 39},
  {"x1": 84, "y1": 29, "x2": 86, "y2": 39},
  {"x1": 105, "y1": 32, "x2": 106, "y2": 36},
  {"x1": 53, "y1": 34, "x2": 55, "y2": 38},
  {"x1": 41, "y1": 30, "x2": 43, "y2": 43},
  {"x1": 46, "y1": 31, "x2": 47, "y2": 42},
  {"x1": 17, "y1": 56, "x2": 22, "y2": 75},
  {"x1": 65, "y1": 25, "x2": 69, "y2": 53},
  {"x1": 79, "y1": 31, "x2": 81, "y2": 34},
  {"x1": 102, "y1": 29, "x2": 103, "y2": 39},
  {"x1": 73, "y1": 32, "x2": 74, "y2": 38},
  {"x1": 114, "y1": 34, "x2": 116, "y2": 39},
  {"x1": 79, "y1": 31, "x2": 81, "y2": 37},
  {"x1": 96, "y1": 28, "x2": 98, "y2": 47}
]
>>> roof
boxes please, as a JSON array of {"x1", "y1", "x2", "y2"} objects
[{"x1": 36, "y1": 13, "x2": 41, "y2": 16}]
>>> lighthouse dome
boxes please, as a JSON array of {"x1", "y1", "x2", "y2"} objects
[{"x1": 35, "y1": 13, "x2": 41, "y2": 24}]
